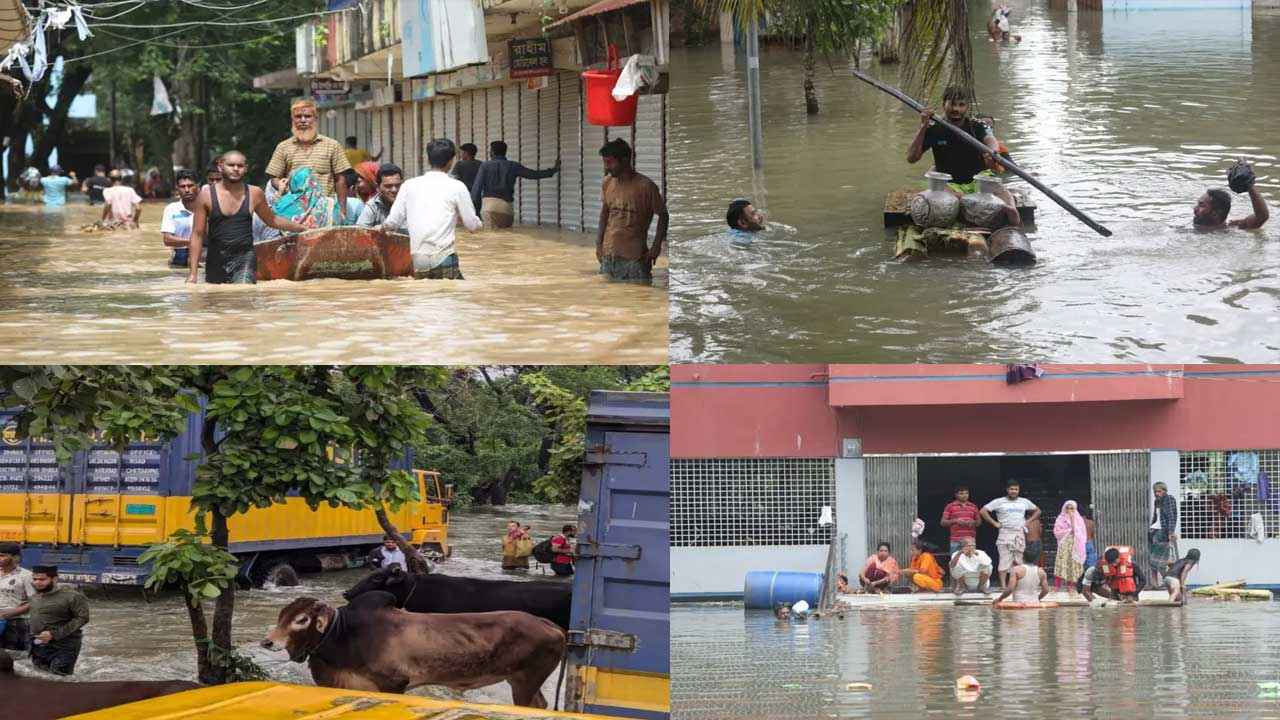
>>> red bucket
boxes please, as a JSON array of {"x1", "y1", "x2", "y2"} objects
[{"x1": 583, "y1": 45, "x2": 637, "y2": 127}]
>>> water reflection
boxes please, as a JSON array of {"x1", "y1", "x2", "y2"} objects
[
  {"x1": 672, "y1": 602, "x2": 1280, "y2": 719},
  {"x1": 0, "y1": 203, "x2": 667, "y2": 363},
  {"x1": 670, "y1": 1, "x2": 1280, "y2": 363}
]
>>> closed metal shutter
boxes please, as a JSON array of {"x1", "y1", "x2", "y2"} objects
[
  {"x1": 864, "y1": 456, "x2": 917, "y2": 584},
  {"x1": 415, "y1": 101, "x2": 431, "y2": 176},
  {"x1": 518, "y1": 82, "x2": 540, "y2": 225},
  {"x1": 558, "y1": 72, "x2": 583, "y2": 231},
  {"x1": 487, "y1": 86, "x2": 503, "y2": 161},
  {"x1": 458, "y1": 90, "x2": 474, "y2": 150},
  {"x1": 581, "y1": 85, "x2": 607, "y2": 234},
  {"x1": 440, "y1": 96, "x2": 458, "y2": 148},
  {"x1": 391, "y1": 104, "x2": 403, "y2": 169},
  {"x1": 370, "y1": 109, "x2": 384, "y2": 164},
  {"x1": 1090, "y1": 452, "x2": 1151, "y2": 574},
  {"x1": 501, "y1": 83, "x2": 520, "y2": 218},
  {"x1": 538, "y1": 76, "x2": 560, "y2": 226},
  {"x1": 632, "y1": 93, "x2": 666, "y2": 240}
]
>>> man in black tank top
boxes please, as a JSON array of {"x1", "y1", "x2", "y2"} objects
[{"x1": 185, "y1": 150, "x2": 312, "y2": 284}]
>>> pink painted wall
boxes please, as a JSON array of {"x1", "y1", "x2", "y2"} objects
[{"x1": 673, "y1": 365, "x2": 1280, "y2": 457}]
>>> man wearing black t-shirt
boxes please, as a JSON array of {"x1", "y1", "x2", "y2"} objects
[
  {"x1": 907, "y1": 86, "x2": 1002, "y2": 187},
  {"x1": 81, "y1": 165, "x2": 111, "y2": 206}
]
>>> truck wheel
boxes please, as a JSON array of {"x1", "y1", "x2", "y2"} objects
[{"x1": 262, "y1": 561, "x2": 300, "y2": 587}]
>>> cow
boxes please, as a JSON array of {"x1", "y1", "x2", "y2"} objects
[
  {"x1": 342, "y1": 564, "x2": 572, "y2": 631},
  {"x1": 262, "y1": 591, "x2": 565, "y2": 708},
  {"x1": 0, "y1": 648, "x2": 198, "y2": 719}
]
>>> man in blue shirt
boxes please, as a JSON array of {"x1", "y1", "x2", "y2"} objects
[
  {"x1": 726, "y1": 198, "x2": 766, "y2": 245},
  {"x1": 470, "y1": 140, "x2": 559, "y2": 229},
  {"x1": 40, "y1": 165, "x2": 77, "y2": 206},
  {"x1": 161, "y1": 170, "x2": 201, "y2": 268}
]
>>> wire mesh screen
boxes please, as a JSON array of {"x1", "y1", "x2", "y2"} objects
[
  {"x1": 670, "y1": 459, "x2": 836, "y2": 547},
  {"x1": 1179, "y1": 450, "x2": 1280, "y2": 540}
]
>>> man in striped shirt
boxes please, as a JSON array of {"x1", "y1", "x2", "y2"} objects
[{"x1": 265, "y1": 98, "x2": 354, "y2": 221}]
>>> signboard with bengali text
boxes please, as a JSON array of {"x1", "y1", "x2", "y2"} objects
[{"x1": 508, "y1": 37, "x2": 553, "y2": 79}]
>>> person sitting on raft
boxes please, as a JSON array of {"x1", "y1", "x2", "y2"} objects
[
  {"x1": 906, "y1": 86, "x2": 1004, "y2": 192},
  {"x1": 950, "y1": 537, "x2": 993, "y2": 595},
  {"x1": 1193, "y1": 164, "x2": 1269, "y2": 230},
  {"x1": 901, "y1": 540, "x2": 944, "y2": 593},
  {"x1": 859, "y1": 541, "x2": 900, "y2": 593},
  {"x1": 1162, "y1": 548, "x2": 1200, "y2": 605},
  {"x1": 995, "y1": 547, "x2": 1050, "y2": 606},
  {"x1": 1079, "y1": 546, "x2": 1145, "y2": 603}
]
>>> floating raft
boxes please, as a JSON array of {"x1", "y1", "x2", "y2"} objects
[
  {"x1": 1191, "y1": 580, "x2": 1273, "y2": 600},
  {"x1": 255, "y1": 227, "x2": 414, "y2": 282},
  {"x1": 838, "y1": 590, "x2": 1183, "y2": 608},
  {"x1": 884, "y1": 186, "x2": 1036, "y2": 228}
]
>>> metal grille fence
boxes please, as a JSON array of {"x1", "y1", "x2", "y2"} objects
[
  {"x1": 1180, "y1": 450, "x2": 1280, "y2": 540},
  {"x1": 670, "y1": 459, "x2": 836, "y2": 547},
  {"x1": 864, "y1": 456, "x2": 917, "y2": 587},
  {"x1": 1089, "y1": 452, "x2": 1150, "y2": 574}
]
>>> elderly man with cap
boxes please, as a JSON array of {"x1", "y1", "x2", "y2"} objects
[
  {"x1": 0, "y1": 543, "x2": 35, "y2": 652},
  {"x1": 27, "y1": 565, "x2": 90, "y2": 675},
  {"x1": 265, "y1": 98, "x2": 353, "y2": 222}
]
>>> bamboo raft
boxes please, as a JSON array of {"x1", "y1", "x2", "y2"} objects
[
  {"x1": 1191, "y1": 580, "x2": 1274, "y2": 601},
  {"x1": 254, "y1": 227, "x2": 415, "y2": 282}
]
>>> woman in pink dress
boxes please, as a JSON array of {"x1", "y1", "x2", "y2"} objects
[{"x1": 859, "y1": 541, "x2": 901, "y2": 593}]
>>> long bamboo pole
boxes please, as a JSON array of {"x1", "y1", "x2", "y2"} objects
[{"x1": 853, "y1": 69, "x2": 1112, "y2": 237}]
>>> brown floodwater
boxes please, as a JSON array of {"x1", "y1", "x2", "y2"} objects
[
  {"x1": 670, "y1": 0, "x2": 1280, "y2": 363},
  {"x1": 0, "y1": 202, "x2": 667, "y2": 363}
]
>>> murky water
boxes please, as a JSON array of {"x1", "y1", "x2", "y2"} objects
[
  {"x1": 672, "y1": 601, "x2": 1280, "y2": 719},
  {"x1": 6, "y1": 504, "x2": 576, "y2": 707},
  {"x1": 0, "y1": 203, "x2": 667, "y2": 364},
  {"x1": 670, "y1": 1, "x2": 1280, "y2": 363}
]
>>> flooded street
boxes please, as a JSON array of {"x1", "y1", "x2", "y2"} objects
[
  {"x1": 0, "y1": 203, "x2": 667, "y2": 364},
  {"x1": 672, "y1": 601, "x2": 1280, "y2": 719},
  {"x1": 670, "y1": 1, "x2": 1280, "y2": 363},
  {"x1": 6, "y1": 503, "x2": 576, "y2": 707}
]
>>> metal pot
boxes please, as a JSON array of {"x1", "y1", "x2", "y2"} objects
[
  {"x1": 961, "y1": 175, "x2": 1009, "y2": 228},
  {"x1": 988, "y1": 226, "x2": 1037, "y2": 267},
  {"x1": 909, "y1": 171, "x2": 961, "y2": 228}
]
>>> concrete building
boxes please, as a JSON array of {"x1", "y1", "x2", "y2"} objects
[
  {"x1": 259, "y1": 0, "x2": 669, "y2": 233},
  {"x1": 671, "y1": 365, "x2": 1280, "y2": 599}
]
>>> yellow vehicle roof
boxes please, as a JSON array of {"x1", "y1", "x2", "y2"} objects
[{"x1": 65, "y1": 681, "x2": 626, "y2": 720}]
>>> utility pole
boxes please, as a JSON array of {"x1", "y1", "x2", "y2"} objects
[
  {"x1": 745, "y1": 19, "x2": 763, "y2": 172},
  {"x1": 109, "y1": 80, "x2": 117, "y2": 166}
]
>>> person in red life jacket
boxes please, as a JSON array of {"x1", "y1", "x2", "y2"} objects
[
  {"x1": 551, "y1": 524, "x2": 577, "y2": 577},
  {"x1": 1079, "y1": 546, "x2": 1145, "y2": 603}
]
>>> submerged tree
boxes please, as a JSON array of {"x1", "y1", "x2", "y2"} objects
[
  {"x1": 898, "y1": 0, "x2": 976, "y2": 100},
  {"x1": 701, "y1": 0, "x2": 901, "y2": 114}
]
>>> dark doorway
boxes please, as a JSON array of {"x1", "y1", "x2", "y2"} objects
[{"x1": 917, "y1": 455, "x2": 1092, "y2": 576}]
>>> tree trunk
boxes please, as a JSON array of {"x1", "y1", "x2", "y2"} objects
[
  {"x1": 373, "y1": 506, "x2": 432, "y2": 574},
  {"x1": 31, "y1": 64, "x2": 92, "y2": 169},
  {"x1": 878, "y1": 7, "x2": 903, "y2": 64},
  {"x1": 208, "y1": 507, "x2": 235, "y2": 685},
  {"x1": 186, "y1": 600, "x2": 215, "y2": 685},
  {"x1": 803, "y1": 15, "x2": 819, "y2": 115}
]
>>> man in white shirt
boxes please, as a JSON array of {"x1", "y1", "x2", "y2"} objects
[
  {"x1": 379, "y1": 138, "x2": 482, "y2": 279},
  {"x1": 160, "y1": 170, "x2": 201, "y2": 268},
  {"x1": 980, "y1": 481, "x2": 1039, "y2": 590},
  {"x1": 367, "y1": 536, "x2": 408, "y2": 572},
  {"x1": 949, "y1": 537, "x2": 993, "y2": 594},
  {"x1": 0, "y1": 542, "x2": 35, "y2": 652}
]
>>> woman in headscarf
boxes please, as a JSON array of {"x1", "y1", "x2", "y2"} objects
[
  {"x1": 272, "y1": 166, "x2": 359, "y2": 229},
  {"x1": 353, "y1": 161, "x2": 380, "y2": 203},
  {"x1": 1053, "y1": 500, "x2": 1087, "y2": 593}
]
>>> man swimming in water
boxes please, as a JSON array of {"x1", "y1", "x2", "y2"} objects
[
  {"x1": 907, "y1": 86, "x2": 1003, "y2": 189},
  {"x1": 1193, "y1": 187, "x2": 1269, "y2": 230},
  {"x1": 726, "y1": 199, "x2": 766, "y2": 235}
]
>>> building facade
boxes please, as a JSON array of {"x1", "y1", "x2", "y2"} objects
[{"x1": 671, "y1": 365, "x2": 1280, "y2": 598}]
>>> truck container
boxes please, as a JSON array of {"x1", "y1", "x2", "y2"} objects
[
  {"x1": 0, "y1": 408, "x2": 450, "y2": 586},
  {"x1": 563, "y1": 390, "x2": 670, "y2": 720}
]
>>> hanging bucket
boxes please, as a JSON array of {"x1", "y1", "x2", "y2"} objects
[{"x1": 583, "y1": 45, "x2": 637, "y2": 127}]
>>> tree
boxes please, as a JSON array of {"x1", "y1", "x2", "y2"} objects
[
  {"x1": 0, "y1": 365, "x2": 441, "y2": 684},
  {"x1": 702, "y1": 0, "x2": 901, "y2": 114},
  {"x1": 898, "y1": 0, "x2": 975, "y2": 100}
]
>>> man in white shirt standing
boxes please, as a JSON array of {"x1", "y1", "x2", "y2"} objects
[
  {"x1": 160, "y1": 170, "x2": 201, "y2": 268},
  {"x1": 0, "y1": 542, "x2": 36, "y2": 652},
  {"x1": 367, "y1": 535, "x2": 408, "y2": 572},
  {"x1": 980, "y1": 480, "x2": 1039, "y2": 591},
  {"x1": 379, "y1": 138, "x2": 482, "y2": 279}
]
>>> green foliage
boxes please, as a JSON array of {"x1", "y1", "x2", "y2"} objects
[
  {"x1": 626, "y1": 366, "x2": 671, "y2": 393},
  {"x1": 138, "y1": 522, "x2": 238, "y2": 609},
  {"x1": 900, "y1": 0, "x2": 974, "y2": 98},
  {"x1": 203, "y1": 640, "x2": 269, "y2": 682},
  {"x1": 703, "y1": 0, "x2": 901, "y2": 52},
  {"x1": 521, "y1": 371, "x2": 589, "y2": 504}
]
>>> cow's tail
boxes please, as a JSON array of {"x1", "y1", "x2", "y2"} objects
[{"x1": 553, "y1": 634, "x2": 570, "y2": 711}]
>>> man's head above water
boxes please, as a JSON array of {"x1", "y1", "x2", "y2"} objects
[
  {"x1": 726, "y1": 199, "x2": 766, "y2": 232},
  {"x1": 941, "y1": 85, "x2": 972, "y2": 123},
  {"x1": 1194, "y1": 188, "x2": 1232, "y2": 226}
]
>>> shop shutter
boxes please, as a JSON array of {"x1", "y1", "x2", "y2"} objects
[
  {"x1": 558, "y1": 71, "x2": 583, "y2": 231},
  {"x1": 538, "y1": 76, "x2": 561, "y2": 226},
  {"x1": 1090, "y1": 452, "x2": 1152, "y2": 574},
  {"x1": 864, "y1": 456, "x2": 918, "y2": 588},
  {"x1": 633, "y1": 93, "x2": 666, "y2": 239},
  {"x1": 518, "y1": 82, "x2": 540, "y2": 226}
]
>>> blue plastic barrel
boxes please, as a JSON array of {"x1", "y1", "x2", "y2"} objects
[{"x1": 743, "y1": 570, "x2": 824, "y2": 610}]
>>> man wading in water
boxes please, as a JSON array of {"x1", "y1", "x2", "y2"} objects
[
  {"x1": 597, "y1": 139, "x2": 668, "y2": 283},
  {"x1": 1193, "y1": 162, "x2": 1270, "y2": 230},
  {"x1": 185, "y1": 152, "x2": 311, "y2": 284}
]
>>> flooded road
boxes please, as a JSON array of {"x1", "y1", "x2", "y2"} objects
[
  {"x1": 7, "y1": 503, "x2": 576, "y2": 707},
  {"x1": 672, "y1": 601, "x2": 1280, "y2": 719},
  {"x1": 670, "y1": 1, "x2": 1280, "y2": 363},
  {"x1": 0, "y1": 203, "x2": 667, "y2": 364}
]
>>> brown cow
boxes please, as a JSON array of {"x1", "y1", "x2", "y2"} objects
[
  {"x1": 0, "y1": 648, "x2": 198, "y2": 719},
  {"x1": 261, "y1": 590, "x2": 564, "y2": 708}
]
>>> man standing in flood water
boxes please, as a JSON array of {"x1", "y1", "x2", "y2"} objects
[
  {"x1": 598, "y1": 139, "x2": 667, "y2": 283},
  {"x1": 27, "y1": 566, "x2": 89, "y2": 676},
  {"x1": 185, "y1": 151, "x2": 312, "y2": 284},
  {"x1": 906, "y1": 86, "x2": 1002, "y2": 190},
  {"x1": 470, "y1": 140, "x2": 560, "y2": 228}
]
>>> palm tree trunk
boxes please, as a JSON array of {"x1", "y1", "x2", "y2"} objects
[
  {"x1": 878, "y1": 6, "x2": 903, "y2": 64},
  {"x1": 803, "y1": 14, "x2": 819, "y2": 115}
]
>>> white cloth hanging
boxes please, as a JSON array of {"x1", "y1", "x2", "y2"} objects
[
  {"x1": 1249, "y1": 513, "x2": 1266, "y2": 543},
  {"x1": 611, "y1": 53, "x2": 657, "y2": 101},
  {"x1": 150, "y1": 75, "x2": 174, "y2": 115}
]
